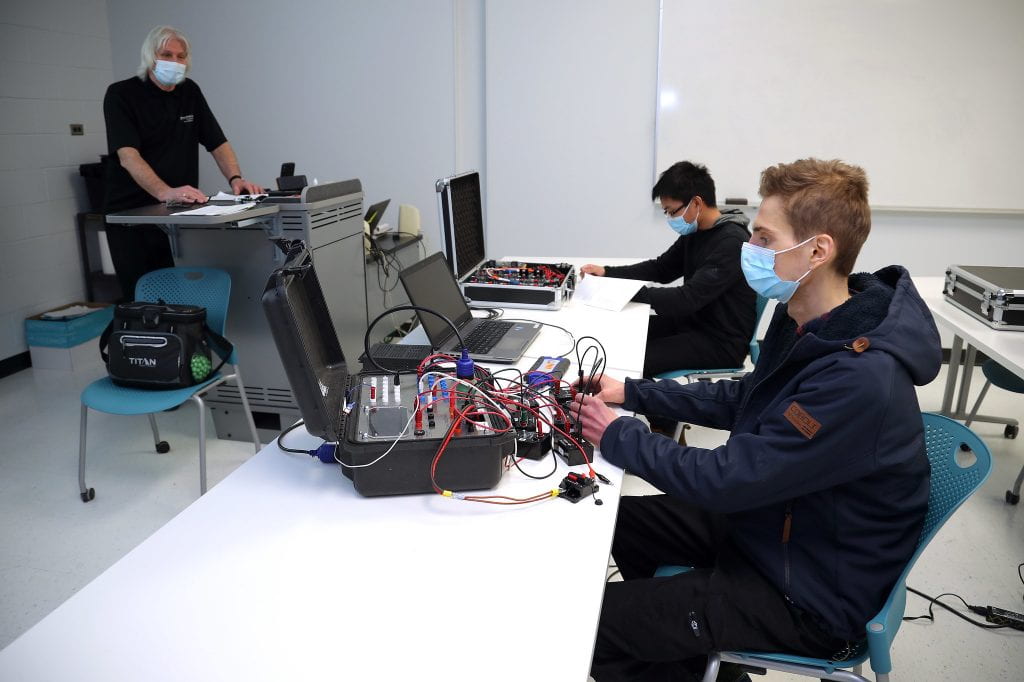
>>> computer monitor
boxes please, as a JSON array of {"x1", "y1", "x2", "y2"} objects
[{"x1": 364, "y1": 199, "x2": 391, "y2": 236}]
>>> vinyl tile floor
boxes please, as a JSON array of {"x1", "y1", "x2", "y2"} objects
[{"x1": 1, "y1": 358, "x2": 1023, "y2": 680}]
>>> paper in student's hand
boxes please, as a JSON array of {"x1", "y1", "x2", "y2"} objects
[{"x1": 574, "y1": 275, "x2": 647, "y2": 311}]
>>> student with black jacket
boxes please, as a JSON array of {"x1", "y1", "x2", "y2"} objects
[{"x1": 580, "y1": 162, "x2": 757, "y2": 379}]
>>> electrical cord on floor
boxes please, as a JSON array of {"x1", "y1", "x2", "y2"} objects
[{"x1": 904, "y1": 586, "x2": 1016, "y2": 630}]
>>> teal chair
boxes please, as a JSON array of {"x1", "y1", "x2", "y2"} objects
[
  {"x1": 963, "y1": 359, "x2": 1023, "y2": 504},
  {"x1": 656, "y1": 413, "x2": 992, "y2": 682},
  {"x1": 655, "y1": 295, "x2": 769, "y2": 384},
  {"x1": 78, "y1": 267, "x2": 260, "y2": 501}
]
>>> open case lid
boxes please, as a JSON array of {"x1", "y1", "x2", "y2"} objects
[
  {"x1": 262, "y1": 240, "x2": 349, "y2": 441},
  {"x1": 435, "y1": 170, "x2": 486, "y2": 281}
]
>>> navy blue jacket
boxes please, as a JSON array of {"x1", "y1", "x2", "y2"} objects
[{"x1": 601, "y1": 266, "x2": 940, "y2": 641}]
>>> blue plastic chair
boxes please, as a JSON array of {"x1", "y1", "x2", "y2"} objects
[
  {"x1": 964, "y1": 359, "x2": 1024, "y2": 504},
  {"x1": 655, "y1": 413, "x2": 992, "y2": 682},
  {"x1": 78, "y1": 267, "x2": 261, "y2": 501},
  {"x1": 655, "y1": 295, "x2": 769, "y2": 384}
]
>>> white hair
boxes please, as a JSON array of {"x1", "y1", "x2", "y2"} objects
[{"x1": 136, "y1": 25, "x2": 191, "y2": 80}]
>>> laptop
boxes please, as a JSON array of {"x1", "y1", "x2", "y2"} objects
[
  {"x1": 399, "y1": 252, "x2": 541, "y2": 363},
  {"x1": 364, "y1": 199, "x2": 390, "y2": 236}
]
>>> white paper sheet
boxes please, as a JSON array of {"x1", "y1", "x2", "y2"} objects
[
  {"x1": 573, "y1": 275, "x2": 647, "y2": 311},
  {"x1": 209, "y1": 191, "x2": 268, "y2": 202}
]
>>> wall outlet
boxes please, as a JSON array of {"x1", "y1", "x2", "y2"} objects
[{"x1": 69, "y1": 124, "x2": 84, "y2": 136}]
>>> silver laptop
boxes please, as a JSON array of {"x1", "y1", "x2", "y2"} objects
[{"x1": 399, "y1": 253, "x2": 541, "y2": 363}]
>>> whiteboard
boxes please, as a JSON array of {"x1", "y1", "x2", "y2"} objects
[{"x1": 656, "y1": 0, "x2": 1024, "y2": 212}]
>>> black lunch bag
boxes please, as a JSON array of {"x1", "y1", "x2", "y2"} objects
[{"x1": 99, "y1": 301, "x2": 233, "y2": 389}]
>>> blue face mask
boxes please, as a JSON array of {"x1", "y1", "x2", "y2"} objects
[
  {"x1": 666, "y1": 200, "x2": 699, "y2": 236},
  {"x1": 153, "y1": 59, "x2": 186, "y2": 87},
  {"x1": 740, "y1": 236, "x2": 816, "y2": 303}
]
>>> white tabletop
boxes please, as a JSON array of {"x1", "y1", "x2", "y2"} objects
[
  {"x1": 915, "y1": 276, "x2": 1024, "y2": 378},
  {"x1": 0, "y1": 325, "x2": 644, "y2": 680}
]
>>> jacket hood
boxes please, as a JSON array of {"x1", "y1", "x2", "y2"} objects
[
  {"x1": 713, "y1": 207, "x2": 749, "y2": 229},
  {"x1": 776, "y1": 265, "x2": 941, "y2": 386}
]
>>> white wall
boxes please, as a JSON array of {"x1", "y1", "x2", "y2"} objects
[
  {"x1": 483, "y1": 1, "x2": 1024, "y2": 277},
  {"x1": 0, "y1": 0, "x2": 113, "y2": 360}
]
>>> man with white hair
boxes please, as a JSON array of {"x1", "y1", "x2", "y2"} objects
[{"x1": 102, "y1": 25, "x2": 263, "y2": 298}]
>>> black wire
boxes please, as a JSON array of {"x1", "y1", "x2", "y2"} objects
[
  {"x1": 363, "y1": 304, "x2": 465, "y2": 375},
  {"x1": 276, "y1": 419, "x2": 310, "y2": 454},
  {"x1": 904, "y1": 586, "x2": 1010, "y2": 629}
]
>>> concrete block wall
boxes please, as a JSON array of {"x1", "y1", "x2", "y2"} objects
[{"x1": 0, "y1": 0, "x2": 113, "y2": 361}]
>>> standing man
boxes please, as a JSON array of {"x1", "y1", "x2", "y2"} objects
[
  {"x1": 102, "y1": 25, "x2": 263, "y2": 299},
  {"x1": 575, "y1": 159, "x2": 940, "y2": 681},
  {"x1": 580, "y1": 162, "x2": 757, "y2": 380}
]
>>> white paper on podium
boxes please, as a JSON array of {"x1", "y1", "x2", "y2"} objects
[{"x1": 574, "y1": 275, "x2": 647, "y2": 311}]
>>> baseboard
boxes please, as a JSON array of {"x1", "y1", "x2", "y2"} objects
[{"x1": 0, "y1": 351, "x2": 31, "y2": 379}]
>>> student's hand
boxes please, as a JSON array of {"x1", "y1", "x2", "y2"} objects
[
  {"x1": 159, "y1": 185, "x2": 207, "y2": 204},
  {"x1": 572, "y1": 373, "x2": 626, "y2": 404},
  {"x1": 572, "y1": 392, "x2": 620, "y2": 446},
  {"x1": 231, "y1": 177, "x2": 265, "y2": 195},
  {"x1": 579, "y1": 264, "x2": 605, "y2": 277}
]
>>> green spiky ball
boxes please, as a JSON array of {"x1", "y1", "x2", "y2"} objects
[{"x1": 190, "y1": 353, "x2": 212, "y2": 382}]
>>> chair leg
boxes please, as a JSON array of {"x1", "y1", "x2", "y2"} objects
[
  {"x1": 192, "y1": 394, "x2": 208, "y2": 495},
  {"x1": 78, "y1": 404, "x2": 95, "y2": 502},
  {"x1": 964, "y1": 379, "x2": 992, "y2": 427},
  {"x1": 701, "y1": 653, "x2": 721, "y2": 682},
  {"x1": 148, "y1": 413, "x2": 170, "y2": 454},
  {"x1": 1008, "y1": 464, "x2": 1024, "y2": 505},
  {"x1": 232, "y1": 367, "x2": 261, "y2": 452}
]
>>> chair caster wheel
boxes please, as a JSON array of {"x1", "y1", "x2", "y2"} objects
[
  {"x1": 156, "y1": 441, "x2": 170, "y2": 454},
  {"x1": 1004, "y1": 424, "x2": 1019, "y2": 439},
  {"x1": 1006, "y1": 491, "x2": 1020, "y2": 505},
  {"x1": 80, "y1": 488, "x2": 95, "y2": 502}
]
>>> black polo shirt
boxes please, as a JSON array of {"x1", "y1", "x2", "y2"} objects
[{"x1": 102, "y1": 76, "x2": 227, "y2": 213}]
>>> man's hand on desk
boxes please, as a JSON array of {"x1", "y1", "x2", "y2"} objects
[
  {"x1": 158, "y1": 185, "x2": 207, "y2": 204},
  {"x1": 579, "y1": 264, "x2": 606, "y2": 277},
  {"x1": 231, "y1": 176, "x2": 265, "y2": 195}
]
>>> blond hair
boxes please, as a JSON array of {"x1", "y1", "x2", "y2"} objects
[{"x1": 759, "y1": 159, "x2": 870, "y2": 276}]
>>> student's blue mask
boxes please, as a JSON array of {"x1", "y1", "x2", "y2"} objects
[
  {"x1": 666, "y1": 200, "x2": 699, "y2": 236},
  {"x1": 740, "y1": 236, "x2": 816, "y2": 303}
]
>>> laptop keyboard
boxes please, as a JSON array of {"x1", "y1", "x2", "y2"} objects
[
  {"x1": 462, "y1": 321, "x2": 514, "y2": 354},
  {"x1": 359, "y1": 343, "x2": 434, "y2": 371}
]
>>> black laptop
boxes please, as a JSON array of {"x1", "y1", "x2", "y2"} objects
[
  {"x1": 399, "y1": 253, "x2": 541, "y2": 363},
  {"x1": 364, "y1": 199, "x2": 390, "y2": 236}
]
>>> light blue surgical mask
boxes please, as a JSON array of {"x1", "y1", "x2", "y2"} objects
[
  {"x1": 740, "y1": 236, "x2": 816, "y2": 303},
  {"x1": 666, "y1": 200, "x2": 699, "y2": 236},
  {"x1": 153, "y1": 59, "x2": 186, "y2": 87}
]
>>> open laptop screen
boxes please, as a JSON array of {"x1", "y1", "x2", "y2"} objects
[
  {"x1": 364, "y1": 199, "x2": 390, "y2": 235},
  {"x1": 399, "y1": 253, "x2": 474, "y2": 347}
]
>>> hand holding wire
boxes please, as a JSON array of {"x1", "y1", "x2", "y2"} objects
[{"x1": 572, "y1": 392, "x2": 619, "y2": 448}]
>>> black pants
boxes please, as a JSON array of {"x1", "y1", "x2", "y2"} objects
[
  {"x1": 591, "y1": 495, "x2": 845, "y2": 682},
  {"x1": 105, "y1": 223, "x2": 175, "y2": 301},
  {"x1": 642, "y1": 315, "x2": 745, "y2": 377}
]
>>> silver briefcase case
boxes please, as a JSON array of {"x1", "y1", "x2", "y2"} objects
[{"x1": 943, "y1": 265, "x2": 1024, "y2": 331}]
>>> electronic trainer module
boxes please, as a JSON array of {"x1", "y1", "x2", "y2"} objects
[
  {"x1": 436, "y1": 171, "x2": 576, "y2": 310},
  {"x1": 262, "y1": 240, "x2": 514, "y2": 497}
]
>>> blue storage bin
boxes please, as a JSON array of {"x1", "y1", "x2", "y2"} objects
[{"x1": 25, "y1": 303, "x2": 113, "y2": 349}]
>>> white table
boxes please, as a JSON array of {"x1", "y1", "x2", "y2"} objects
[
  {"x1": 0, "y1": 294, "x2": 649, "y2": 680},
  {"x1": 915, "y1": 276, "x2": 1024, "y2": 428}
]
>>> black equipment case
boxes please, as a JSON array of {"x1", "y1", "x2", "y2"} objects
[
  {"x1": 943, "y1": 265, "x2": 1024, "y2": 331},
  {"x1": 436, "y1": 171, "x2": 575, "y2": 310},
  {"x1": 261, "y1": 240, "x2": 513, "y2": 496}
]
